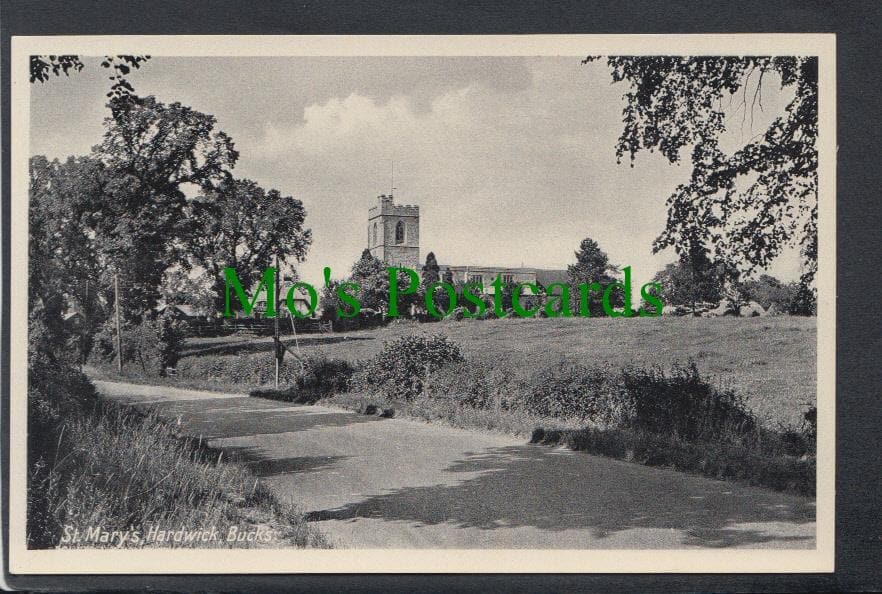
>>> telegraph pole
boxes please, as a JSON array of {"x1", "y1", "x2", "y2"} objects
[
  {"x1": 273, "y1": 254, "x2": 281, "y2": 388},
  {"x1": 114, "y1": 272, "x2": 123, "y2": 373}
]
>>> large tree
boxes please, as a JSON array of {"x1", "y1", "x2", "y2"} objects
[
  {"x1": 29, "y1": 156, "x2": 106, "y2": 342},
  {"x1": 350, "y1": 249, "x2": 390, "y2": 312},
  {"x1": 739, "y1": 273, "x2": 798, "y2": 312},
  {"x1": 421, "y1": 252, "x2": 441, "y2": 287},
  {"x1": 188, "y1": 177, "x2": 312, "y2": 314},
  {"x1": 91, "y1": 95, "x2": 238, "y2": 319},
  {"x1": 588, "y1": 56, "x2": 818, "y2": 291},
  {"x1": 653, "y1": 245, "x2": 725, "y2": 315},
  {"x1": 567, "y1": 237, "x2": 620, "y2": 316}
]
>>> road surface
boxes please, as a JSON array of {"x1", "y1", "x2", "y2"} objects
[{"x1": 94, "y1": 380, "x2": 816, "y2": 549}]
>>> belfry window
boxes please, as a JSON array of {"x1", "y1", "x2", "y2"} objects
[
  {"x1": 372, "y1": 222, "x2": 378, "y2": 246},
  {"x1": 395, "y1": 221, "x2": 405, "y2": 244}
]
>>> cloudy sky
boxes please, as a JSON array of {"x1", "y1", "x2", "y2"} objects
[{"x1": 30, "y1": 55, "x2": 800, "y2": 288}]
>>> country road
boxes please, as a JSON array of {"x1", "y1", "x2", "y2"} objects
[{"x1": 94, "y1": 380, "x2": 816, "y2": 549}]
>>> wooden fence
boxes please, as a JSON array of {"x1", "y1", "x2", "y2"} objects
[{"x1": 180, "y1": 318, "x2": 331, "y2": 337}]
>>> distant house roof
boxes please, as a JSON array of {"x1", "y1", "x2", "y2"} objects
[
  {"x1": 439, "y1": 264, "x2": 538, "y2": 274},
  {"x1": 435, "y1": 265, "x2": 569, "y2": 287},
  {"x1": 534, "y1": 269, "x2": 569, "y2": 286},
  {"x1": 157, "y1": 303, "x2": 204, "y2": 318}
]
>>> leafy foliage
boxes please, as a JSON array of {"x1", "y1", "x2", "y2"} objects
[
  {"x1": 421, "y1": 251, "x2": 441, "y2": 286},
  {"x1": 424, "y1": 359, "x2": 520, "y2": 409},
  {"x1": 90, "y1": 95, "x2": 238, "y2": 318},
  {"x1": 29, "y1": 156, "x2": 105, "y2": 328},
  {"x1": 350, "y1": 249, "x2": 389, "y2": 312},
  {"x1": 294, "y1": 356, "x2": 357, "y2": 394},
  {"x1": 188, "y1": 177, "x2": 312, "y2": 314},
  {"x1": 738, "y1": 273, "x2": 796, "y2": 312},
  {"x1": 788, "y1": 279, "x2": 817, "y2": 316},
  {"x1": 354, "y1": 333, "x2": 465, "y2": 400},
  {"x1": 621, "y1": 361, "x2": 755, "y2": 441},
  {"x1": 91, "y1": 312, "x2": 185, "y2": 377},
  {"x1": 652, "y1": 248, "x2": 725, "y2": 313},
  {"x1": 30, "y1": 54, "x2": 150, "y2": 98},
  {"x1": 589, "y1": 56, "x2": 818, "y2": 288},
  {"x1": 566, "y1": 237, "x2": 620, "y2": 315},
  {"x1": 160, "y1": 268, "x2": 216, "y2": 314},
  {"x1": 523, "y1": 362, "x2": 629, "y2": 424}
]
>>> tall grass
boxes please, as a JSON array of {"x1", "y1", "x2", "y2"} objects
[{"x1": 28, "y1": 385, "x2": 329, "y2": 549}]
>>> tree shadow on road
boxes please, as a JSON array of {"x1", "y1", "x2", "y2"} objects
[
  {"x1": 215, "y1": 446, "x2": 352, "y2": 477},
  {"x1": 127, "y1": 396, "x2": 385, "y2": 439},
  {"x1": 305, "y1": 444, "x2": 815, "y2": 548}
]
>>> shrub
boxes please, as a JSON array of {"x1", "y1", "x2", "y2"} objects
[
  {"x1": 352, "y1": 333, "x2": 465, "y2": 400},
  {"x1": 522, "y1": 362, "x2": 631, "y2": 425},
  {"x1": 620, "y1": 361, "x2": 755, "y2": 441},
  {"x1": 156, "y1": 312, "x2": 186, "y2": 371},
  {"x1": 90, "y1": 316, "x2": 120, "y2": 364},
  {"x1": 178, "y1": 353, "x2": 357, "y2": 401},
  {"x1": 424, "y1": 358, "x2": 520, "y2": 409},
  {"x1": 252, "y1": 355, "x2": 356, "y2": 402},
  {"x1": 531, "y1": 425, "x2": 815, "y2": 496},
  {"x1": 176, "y1": 352, "x2": 301, "y2": 386},
  {"x1": 89, "y1": 312, "x2": 185, "y2": 377},
  {"x1": 295, "y1": 356, "x2": 357, "y2": 393}
]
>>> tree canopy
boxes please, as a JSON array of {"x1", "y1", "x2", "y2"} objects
[
  {"x1": 421, "y1": 252, "x2": 441, "y2": 287},
  {"x1": 188, "y1": 177, "x2": 312, "y2": 314},
  {"x1": 588, "y1": 56, "x2": 818, "y2": 289},
  {"x1": 567, "y1": 237, "x2": 620, "y2": 315},
  {"x1": 350, "y1": 249, "x2": 390, "y2": 312},
  {"x1": 30, "y1": 55, "x2": 150, "y2": 98},
  {"x1": 739, "y1": 274, "x2": 798, "y2": 312},
  {"x1": 89, "y1": 95, "x2": 238, "y2": 318},
  {"x1": 652, "y1": 246, "x2": 724, "y2": 314}
]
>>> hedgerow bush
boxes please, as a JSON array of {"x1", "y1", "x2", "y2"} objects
[
  {"x1": 295, "y1": 356, "x2": 356, "y2": 393},
  {"x1": 90, "y1": 312, "x2": 185, "y2": 377},
  {"x1": 352, "y1": 333, "x2": 464, "y2": 399},
  {"x1": 522, "y1": 362, "x2": 631, "y2": 425},
  {"x1": 176, "y1": 352, "x2": 301, "y2": 385},
  {"x1": 424, "y1": 358, "x2": 521, "y2": 409},
  {"x1": 176, "y1": 352, "x2": 357, "y2": 398},
  {"x1": 620, "y1": 361, "x2": 755, "y2": 440}
]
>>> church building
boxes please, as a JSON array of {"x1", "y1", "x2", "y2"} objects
[{"x1": 367, "y1": 194, "x2": 567, "y2": 293}]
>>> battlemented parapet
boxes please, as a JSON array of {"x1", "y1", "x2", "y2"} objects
[{"x1": 367, "y1": 194, "x2": 420, "y2": 269}]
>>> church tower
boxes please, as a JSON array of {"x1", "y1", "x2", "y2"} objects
[{"x1": 368, "y1": 194, "x2": 420, "y2": 269}]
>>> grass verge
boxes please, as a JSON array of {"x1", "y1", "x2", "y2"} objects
[
  {"x1": 529, "y1": 426, "x2": 815, "y2": 496},
  {"x1": 29, "y1": 384, "x2": 330, "y2": 549}
]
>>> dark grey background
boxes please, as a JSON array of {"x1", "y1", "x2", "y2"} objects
[{"x1": 2, "y1": 1, "x2": 881, "y2": 591}]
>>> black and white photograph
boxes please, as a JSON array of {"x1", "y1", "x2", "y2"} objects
[{"x1": 8, "y1": 34, "x2": 836, "y2": 574}]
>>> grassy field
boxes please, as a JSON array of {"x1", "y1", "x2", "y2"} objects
[{"x1": 176, "y1": 316, "x2": 816, "y2": 428}]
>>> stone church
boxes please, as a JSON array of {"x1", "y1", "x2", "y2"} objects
[{"x1": 367, "y1": 194, "x2": 567, "y2": 292}]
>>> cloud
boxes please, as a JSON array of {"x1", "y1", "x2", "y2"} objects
[
  {"x1": 232, "y1": 63, "x2": 692, "y2": 287},
  {"x1": 29, "y1": 55, "x2": 804, "y2": 288}
]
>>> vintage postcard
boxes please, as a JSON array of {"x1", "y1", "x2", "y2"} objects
[{"x1": 8, "y1": 34, "x2": 835, "y2": 574}]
